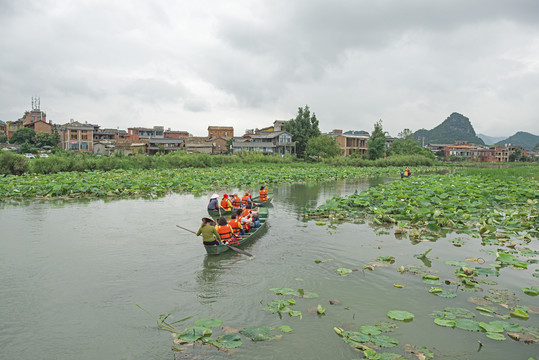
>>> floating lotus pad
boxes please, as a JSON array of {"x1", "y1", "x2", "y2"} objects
[
  {"x1": 387, "y1": 310, "x2": 414, "y2": 321},
  {"x1": 194, "y1": 318, "x2": 223, "y2": 328},
  {"x1": 239, "y1": 326, "x2": 277, "y2": 341}
]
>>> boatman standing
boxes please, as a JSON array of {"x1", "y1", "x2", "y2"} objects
[{"x1": 197, "y1": 217, "x2": 221, "y2": 246}]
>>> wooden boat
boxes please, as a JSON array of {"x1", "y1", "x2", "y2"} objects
[
  {"x1": 204, "y1": 207, "x2": 269, "y2": 255},
  {"x1": 252, "y1": 193, "x2": 273, "y2": 206},
  {"x1": 207, "y1": 208, "x2": 235, "y2": 217}
]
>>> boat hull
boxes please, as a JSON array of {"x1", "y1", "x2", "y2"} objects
[{"x1": 204, "y1": 207, "x2": 269, "y2": 255}]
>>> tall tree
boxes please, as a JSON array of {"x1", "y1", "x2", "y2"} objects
[
  {"x1": 387, "y1": 128, "x2": 435, "y2": 159},
  {"x1": 9, "y1": 128, "x2": 36, "y2": 145},
  {"x1": 306, "y1": 135, "x2": 343, "y2": 159},
  {"x1": 366, "y1": 120, "x2": 386, "y2": 160},
  {"x1": 284, "y1": 105, "x2": 321, "y2": 157}
]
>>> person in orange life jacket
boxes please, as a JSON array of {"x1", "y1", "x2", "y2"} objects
[
  {"x1": 259, "y1": 186, "x2": 268, "y2": 201},
  {"x1": 231, "y1": 193, "x2": 241, "y2": 208},
  {"x1": 197, "y1": 217, "x2": 221, "y2": 246},
  {"x1": 217, "y1": 217, "x2": 234, "y2": 243},
  {"x1": 228, "y1": 213, "x2": 245, "y2": 236},
  {"x1": 241, "y1": 190, "x2": 252, "y2": 207},
  {"x1": 242, "y1": 203, "x2": 260, "y2": 228},
  {"x1": 236, "y1": 208, "x2": 250, "y2": 233},
  {"x1": 220, "y1": 194, "x2": 232, "y2": 211},
  {"x1": 207, "y1": 193, "x2": 219, "y2": 210}
]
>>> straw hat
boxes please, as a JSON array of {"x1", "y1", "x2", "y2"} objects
[{"x1": 211, "y1": 193, "x2": 219, "y2": 199}]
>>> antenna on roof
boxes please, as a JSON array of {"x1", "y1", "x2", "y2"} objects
[{"x1": 31, "y1": 96, "x2": 40, "y2": 111}]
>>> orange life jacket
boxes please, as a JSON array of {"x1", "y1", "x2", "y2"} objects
[
  {"x1": 242, "y1": 207, "x2": 251, "y2": 219},
  {"x1": 259, "y1": 189, "x2": 268, "y2": 201},
  {"x1": 218, "y1": 224, "x2": 234, "y2": 241},
  {"x1": 241, "y1": 195, "x2": 250, "y2": 206},
  {"x1": 220, "y1": 198, "x2": 231, "y2": 210},
  {"x1": 228, "y1": 218, "x2": 242, "y2": 236},
  {"x1": 232, "y1": 196, "x2": 241, "y2": 207}
]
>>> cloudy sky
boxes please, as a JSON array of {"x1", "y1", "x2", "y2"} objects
[{"x1": 1, "y1": 0, "x2": 538, "y2": 137}]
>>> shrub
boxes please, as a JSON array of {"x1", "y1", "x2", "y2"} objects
[{"x1": 0, "y1": 151, "x2": 28, "y2": 175}]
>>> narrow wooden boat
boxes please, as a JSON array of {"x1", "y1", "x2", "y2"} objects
[
  {"x1": 207, "y1": 208, "x2": 235, "y2": 217},
  {"x1": 204, "y1": 207, "x2": 269, "y2": 255},
  {"x1": 252, "y1": 193, "x2": 273, "y2": 206}
]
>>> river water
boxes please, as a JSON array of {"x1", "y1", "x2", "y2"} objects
[{"x1": 0, "y1": 178, "x2": 537, "y2": 359}]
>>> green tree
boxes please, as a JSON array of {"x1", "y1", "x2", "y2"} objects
[
  {"x1": 35, "y1": 132, "x2": 59, "y2": 148},
  {"x1": 19, "y1": 141, "x2": 32, "y2": 154},
  {"x1": 0, "y1": 134, "x2": 7, "y2": 143},
  {"x1": 366, "y1": 120, "x2": 386, "y2": 160},
  {"x1": 284, "y1": 105, "x2": 321, "y2": 158},
  {"x1": 226, "y1": 138, "x2": 234, "y2": 154},
  {"x1": 509, "y1": 148, "x2": 522, "y2": 162},
  {"x1": 306, "y1": 135, "x2": 343, "y2": 159},
  {"x1": 387, "y1": 133, "x2": 435, "y2": 160},
  {"x1": 9, "y1": 128, "x2": 36, "y2": 144},
  {"x1": 398, "y1": 128, "x2": 414, "y2": 140}
]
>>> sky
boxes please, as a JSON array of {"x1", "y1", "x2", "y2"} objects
[{"x1": 1, "y1": 0, "x2": 538, "y2": 137}]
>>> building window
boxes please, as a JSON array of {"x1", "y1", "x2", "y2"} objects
[
  {"x1": 70, "y1": 142, "x2": 79, "y2": 150},
  {"x1": 71, "y1": 134, "x2": 78, "y2": 140},
  {"x1": 81, "y1": 135, "x2": 88, "y2": 140},
  {"x1": 80, "y1": 142, "x2": 89, "y2": 150},
  {"x1": 225, "y1": 131, "x2": 228, "y2": 137}
]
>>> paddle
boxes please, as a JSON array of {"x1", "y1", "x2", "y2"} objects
[{"x1": 176, "y1": 225, "x2": 253, "y2": 257}]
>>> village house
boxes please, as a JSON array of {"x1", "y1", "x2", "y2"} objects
[
  {"x1": 327, "y1": 129, "x2": 369, "y2": 156},
  {"x1": 184, "y1": 136, "x2": 228, "y2": 154},
  {"x1": 164, "y1": 129, "x2": 190, "y2": 139},
  {"x1": 0, "y1": 120, "x2": 6, "y2": 136},
  {"x1": 58, "y1": 120, "x2": 95, "y2": 152},
  {"x1": 127, "y1": 126, "x2": 164, "y2": 139},
  {"x1": 147, "y1": 138, "x2": 185, "y2": 155},
  {"x1": 24, "y1": 119, "x2": 53, "y2": 135},
  {"x1": 233, "y1": 130, "x2": 296, "y2": 155},
  {"x1": 208, "y1": 126, "x2": 233, "y2": 139}
]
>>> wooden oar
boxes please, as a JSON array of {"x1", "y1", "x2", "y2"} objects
[{"x1": 176, "y1": 225, "x2": 253, "y2": 257}]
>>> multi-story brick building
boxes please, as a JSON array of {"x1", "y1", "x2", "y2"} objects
[
  {"x1": 58, "y1": 120, "x2": 94, "y2": 152},
  {"x1": 328, "y1": 129, "x2": 370, "y2": 156},
  {"x1": 164, "y1": 129, "x2": 190, "y2": 139},
  {"x1": 208, "y1": 126, "x2": 233, "y2": 139}
]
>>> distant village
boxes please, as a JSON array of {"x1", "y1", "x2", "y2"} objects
[{"x1": 0, "y1": 98, "x2": 533, "y2": 162}]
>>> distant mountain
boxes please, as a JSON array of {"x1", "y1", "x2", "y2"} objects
[
  {"x1": 494, "y1": 131, "x2": 539, "y2": 150},
  {"x1": 477, "y1": 134, "x2": 506, "y2": 145},
  {"x1": 414, "y1": 112, "x2": 485, "y2": 145}
]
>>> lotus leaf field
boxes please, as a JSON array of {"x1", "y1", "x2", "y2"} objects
[{"x1": 0, "y1": 165, "x2": 446, "y2": 200}]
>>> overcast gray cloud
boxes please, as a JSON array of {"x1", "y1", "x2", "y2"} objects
[{"x1": 1, "y1": 0, "x2": 538, "y2": 137}]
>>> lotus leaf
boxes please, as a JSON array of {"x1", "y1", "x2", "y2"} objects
[
  {"x1": 489, "y1": 321, "x2": 522, "y2": 332},
  {"x1": 289, "y1": 310, "x2": 302, "y2": 318},
  {"x1": 370, "y1": 334, "x2": 399, "y2": 347},
  {"x1": 444, "y1": 260, "x2": 469, "y2": 267},
  {"x1": 455, "y1": 319, "x2": 481, "y2": 331},
  {"x1": 178, "y1": 327, "x2": 212, "y2": 342},
  {"x1": 434, "y1": 290, "x2": 457, "y2": 298},
  {"x1": 317, "y1": 305, "x2": 326, "y2": 314},
  {"x1": 194, "y1": 318, "x2": 222, "y2": 328},
  {"x1": 360, "y1": 325, "x2": 382, "y2": 336},
  {"x1": 343, "y1": 331, "x2": 370, "y2": 343},
  {"x1": 337, "y1": 268, "x2": 352, "y2": 276},
  {"x1": 269, "y1": 288, "x2": 296, "y2": 295},
  {"x1": 216, "y1": 334, "x2": 242, "y2": 348},
  {"x1": 375, "y1": 321, "x2": 398, "y2": 333},
  {"x1": 444, "y1": 307, "x2": 475, "y2": 319},
  {"x1": 278, "y1": 325, "x2": 293, "y2": 333},
  {"x1": 479, "y1": 322, "x2": 504, "y2": 333},
  {"x1": 510, "y1": 308, "x2": 529, "y2": 319},
  {"x1": 387, "y1": 310, "x2": 414, "y2": 321},
  {"x1": 239, "y1": 326, "x2": 276, "y2": 341},
  {"x1": 522, "y1": 286, "x2": 538, "y2": 296},
  {"x1": 434, "y1": 318, "x2": 455, "y2": 327},
  {"x1": 485, "y1": 332, "x2": 506, "y2": 341}
]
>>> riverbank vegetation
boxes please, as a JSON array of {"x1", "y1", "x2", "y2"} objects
[{"x1": 0, "y1": 164, "x2": 448, "y2": 200}]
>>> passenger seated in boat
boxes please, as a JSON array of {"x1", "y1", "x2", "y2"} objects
[
  {"x1": 242, "y1": 204, "x2": 260, "y2": 228},
  {"x1": 229, "y1": 214, "x2": 244, "y2": 236},
  {"x1": 207, "y1": 193, "x2": 219, "y2": 211},
  {"x1": 236, "y1": 209, "x2": 250, "y2": 233},
  {"x1": 241, "y1": 190, "x2": 252, "y2": 208},
  {"x1": 231, "y1": 193, "x2": 241, "y2": 208},
  {"x1": 217, "y1": 217, "x2": 234, "y2": 243},
  {"x1": 197, "y1": 217, "x2": 221, "y2": 246},
  {"x1": 259, "y1": 186, "x2": 268, "y2": 201},
  {"x1": 220, "y1": 194, "x2": 232, "y2": 211}
]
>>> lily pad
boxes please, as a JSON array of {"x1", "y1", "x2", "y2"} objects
[
  {"x1": 485, "y1": 332, "x2": 506, "y2": 341},
  {"x1": 370, "y1": 334, "x2": 399, "y2": 348},
  {"x1": 434, "y1": 318, "x2": 455, "y2": 327},
  {"x1": 434, "y1": 290, "x2": 457, "y2": 298},
  {"x1": 479, "y1": 322, "x2": 504, "y2": 333},
  {"x1": 278, "y1": 325, "x2": 293, "y2": 333},
  {"x1": 240, "y1": 326, "x2": 276, "y2": 341},
  {"x1": 317, "y1": 304, "x2": 326, "y2": 314},
  {"x1": 360, "y1": 325, "x2": 382, "y2": 336},
  {"x1": 337, "y1": 268, "x2": 353, "y2": 276},
  {"x1": 455, "y1": 319, "x2": 481, "y2": 331},
  {"x1": 216, "y1": 334, "x2": 242, "y2": 348},
  {"x1": 387, "y1": 310, "x2": 414, "y2": 321},
  {"x1": 510, "y1": 308, "x2": 529, "y2": 319},
  {"x1": 444, "y1": 260, "x2": 469, "y2": 267},
  {"x1": 521, "y1": 286, "x2": 538, "y2": 296},
  {"x1": 194, "y1": 318, "x2": 223, "y2": 328},
  {"x1": 178, "y1": 327, "x2": 212, "y2": 342},
  {"x1": 489, "y1": 320, "x2": 523, "y2": 332}
]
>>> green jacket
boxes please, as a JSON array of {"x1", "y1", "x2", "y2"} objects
[{"x1": 196, "y1": 224, "x2": 221, "y2": 243}]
